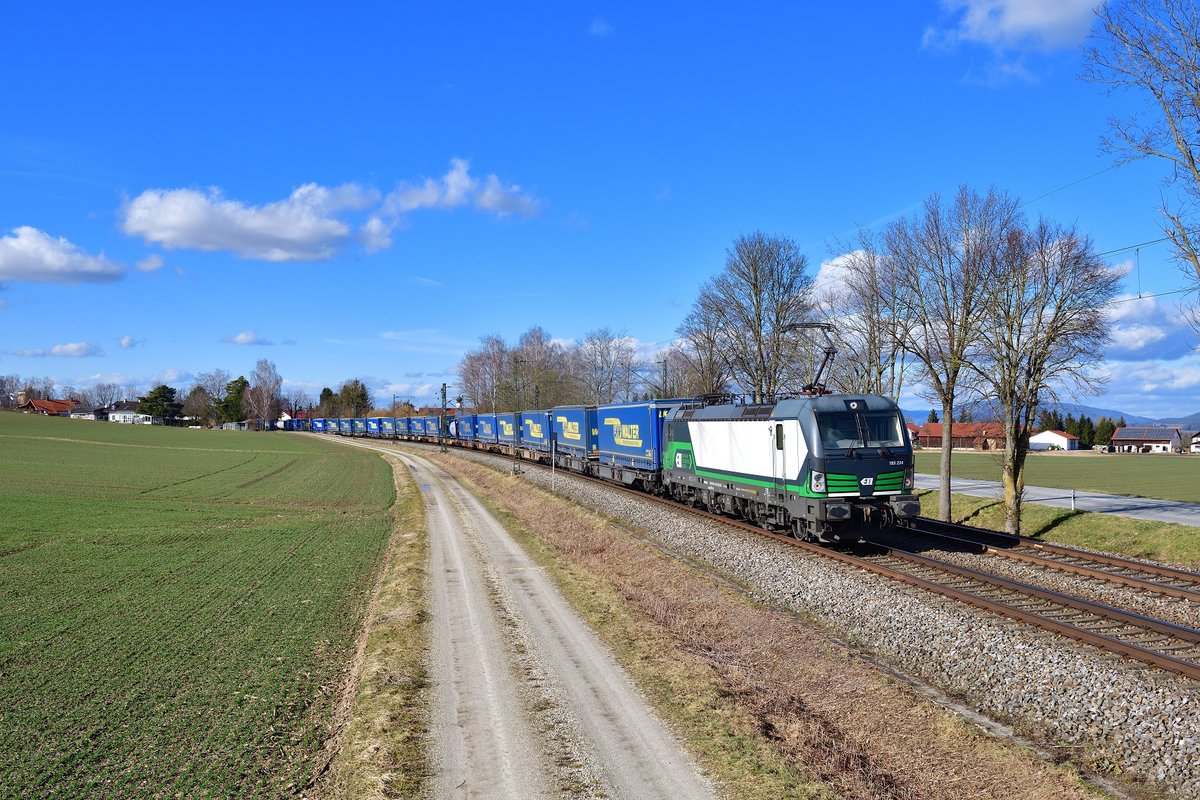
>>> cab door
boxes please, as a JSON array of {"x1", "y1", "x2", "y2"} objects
[{"x1": 771, "y1": 422, "x2": 786, "y2": 499}]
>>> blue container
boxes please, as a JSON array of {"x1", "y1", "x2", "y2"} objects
[
  {"x1": 520, "y1": 410, "x2": 552, "y2": 452},
  {"x1": 452, "y1": 413, "x2": 477, "y2": 441},
  {"x1": 595, "y1": 400, "x2": 682, "y2": 469},
  {"x1": 409, "y1": 417, "x2": 426, "y2": 436},
  {"x1": 352, "y1": 418, "x2": 367, "y2": 435},
  {"x1": 476, "y1": 414, "x2": 498, "y2": 444},
  {"x1": 497, "y1": 413, "x2": 521, "y2": 445},
  {"x1": 366, "y1": 417, "x2": 382, "y2": 436},
  {"x1": 381, "y1": 417, "x2": 396, "y2": 437},
  {"x1": 396, "y1": 417, "x2": 411, "y2": 436},
  {"x1": 423, "y1": 415, "x2": 442, "y2": 438},
  {"x1": 337, "y1": 418, "x2": 352, "y2": 435},
  {"x1": 552, "y1": 406, "x2": 597, "y2": 458}
]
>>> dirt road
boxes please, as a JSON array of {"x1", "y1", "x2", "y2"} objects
[{"x1": 400, "y1": 450, "x2": 716, "y2": 799}]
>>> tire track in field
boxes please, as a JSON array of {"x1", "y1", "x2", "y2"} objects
[{"x1": 138, "y1": 453, "x2": 259, "y2": 494}]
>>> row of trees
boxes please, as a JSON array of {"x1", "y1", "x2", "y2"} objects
[{"x1": 457, "y1": 326, "x2": 653, "y2": 413}]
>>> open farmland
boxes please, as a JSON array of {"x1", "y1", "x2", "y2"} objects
[
  {"x1": 914, "y1": 449, "x2": 1200, "y2": 503},
  {"x1": 0, "y1": 413, "x2": 394, "y2": 798}
]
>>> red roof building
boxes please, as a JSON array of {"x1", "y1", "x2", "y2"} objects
[
  {"x1": 17, "y1": 398, "x2": 79, "y2": 416},
  {"x1": 916, "y1": 422, "x2": 1002, "y2": 450}
]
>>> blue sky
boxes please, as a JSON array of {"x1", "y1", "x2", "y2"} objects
[{"x1": 2, "y1": 2, "x2": 1197, "y2": 418}]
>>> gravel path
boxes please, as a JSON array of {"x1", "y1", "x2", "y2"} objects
[
  {"x1": 400, "y1": 448, "x2": 717, "y2": 800},
  {"x1": 442, "y1": 448, "x2": 1200, "y2": 800}
]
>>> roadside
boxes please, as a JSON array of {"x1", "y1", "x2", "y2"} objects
[
  {"x1": 317, "y1": 453, "x2": 431, "y2": 799},
  {"x1": 915, "y1": 473, "x2": 1200, "y2": 527}
]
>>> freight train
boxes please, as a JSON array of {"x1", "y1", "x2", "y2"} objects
[{"x1": 305, "y1": 392, "x2": 919, "y2": 543}]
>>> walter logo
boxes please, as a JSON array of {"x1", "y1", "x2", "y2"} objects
[
  {"x1": 603, "y1": 418, "x2": 642, "y2": 447},
  {"x1": 526, "y1": 421, "x2": 544, "y2": 438},
  {"x1": 500, "y1": 420, "x2": 514, "y2": 436},
  {"x1": 556, "y1": 416, "x2": 581, "y2": 440},
  {"x1": 860, "y1": 477, "x2": 874, "y2": 487}
]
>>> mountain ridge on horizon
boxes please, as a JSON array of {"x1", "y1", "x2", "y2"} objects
[{"x1": 902, "y1": 401, "x2": 1200, "y2": 429}]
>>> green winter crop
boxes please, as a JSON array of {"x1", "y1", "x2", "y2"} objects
[{"x1": 0, "y1": 413, "x2": 393, "y2": 798}]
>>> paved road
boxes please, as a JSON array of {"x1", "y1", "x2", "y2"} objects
[
  {"x1": 915, "y1": 474, "x2": 1200, "y2": 528},
  {"x1": 383, "y1": 444, "x2": 715, "y2": 800}
]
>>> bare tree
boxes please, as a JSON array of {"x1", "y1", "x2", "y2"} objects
[
  {"x1": 675, "y1": 307, "x2": 731, "y2": 397},
  {"x1": 0, "y1": 375, "x2": 20, "y2": 407},
  {"x1": 688, "y1": 231, "x2": 814, "y2": 403},
  {"x1": 1084, "y1": 0, "x2": 1200, "y2": 312},
  {"x1": 973, "y1": 220, "x2": 1121, "y2": 534},
  {"x1": 285, "y1": 388, "x2": 312, "y2": 417},
  {"x1": 458, "y1": 334, "x2": 510, "y2": 412},
  {"x1": 182, "y1": 385, "x2": 214, "y2": 422},
  {"x1": 92, "y1": 382, "x2": 121, "y2": 408},
  {"x1": 244, "y1": 359, "x2": 283, "y2": 423},
  {"x1": 819, "y1": 229, "x2": 915, "y2": 398},
  {"x1": 887, "y1": 186, "x2": 1022, "y2": 521},
  {"x1": 573, "y1": 327, "x2": 639, "y2": 404},
  {"x1": 510, "y1": 326, "x2": 569, "y2": 409},
  {"x1": 196, "y1": 369, "x2": 231, "y2": 406}
]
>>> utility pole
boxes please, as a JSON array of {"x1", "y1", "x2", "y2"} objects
[{"x1": 439, "y1": 383, "x2": 448, "y2": 452}]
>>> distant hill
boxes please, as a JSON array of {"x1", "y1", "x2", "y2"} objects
[{"x1": 901, "y1": 400, "x2": 1187, "y2": 427}]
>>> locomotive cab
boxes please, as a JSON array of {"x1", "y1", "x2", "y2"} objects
[{"x1": 801, "y1": 396, "x2": 921, "y2": 539}]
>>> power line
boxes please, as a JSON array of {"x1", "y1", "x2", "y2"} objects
[{"x1": 1021, "y1": 159, "x2": 1139, "y2": 207}]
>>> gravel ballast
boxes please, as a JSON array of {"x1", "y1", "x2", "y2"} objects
[{"x1": 447, "y1": 448, "x2": 1200, "y2": 799}]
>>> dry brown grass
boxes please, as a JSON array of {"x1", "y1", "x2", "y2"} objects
[
  {"x1": 437, "y1": 453, "x2": 1100, "y2": 800},
  {"x1": 316, "y1": 454, "x2": 431, "y2": 799}
]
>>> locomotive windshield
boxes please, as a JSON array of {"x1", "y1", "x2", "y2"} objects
[{"x1": 817, "y1": 410, "x2": 905, "y2": 451}]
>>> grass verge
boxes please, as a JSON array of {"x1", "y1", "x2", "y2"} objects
[
  {"x1": 917, "y1": 489, "x2": 1200, "y2": 566},
  {"x1": 318, "y1": 454, "x2": 431, "y2": 799},
  {"x1": 430, "y1": 452, "x2": 1098, "y2": 800}
]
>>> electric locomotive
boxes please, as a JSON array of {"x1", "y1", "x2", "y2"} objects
[{"x1": 662, "y1": 393, "x2": 919, "y2": 542}]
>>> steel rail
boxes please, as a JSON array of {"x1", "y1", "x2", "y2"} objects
[{"x1": 914, "y1": 518, "x2": 1200, "y2": 600}]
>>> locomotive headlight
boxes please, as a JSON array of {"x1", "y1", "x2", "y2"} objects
[
  {"x1": 811, "y1": 471, "x2": 826, "y2": 493},
  {"x1": 903, "y1": 467, "x2": 914, "y2": 490}
]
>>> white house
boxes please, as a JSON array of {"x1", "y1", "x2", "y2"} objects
[
  {"x1": 1112, "y1": 426, "x2": 1181, "y2": 453},
  {"x1": 1029, "y1": 430, "x2": 1079, "y2": 451},
  {"x1": 109, "y1": 410, "x2": 152, "y2": 424},
  {"x1": 1191, "y1": 432, "x2": 1200, "y2": 454}
]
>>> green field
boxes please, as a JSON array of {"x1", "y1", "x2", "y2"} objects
[
  {"x1": 914, "y1": 450, "x2": 1200, "y2": 503},
  {"x1": 0, "y1": 413, "x2": 394, "y2": 798}
]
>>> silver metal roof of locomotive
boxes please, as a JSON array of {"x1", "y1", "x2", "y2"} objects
[{"x1": 675, "y1": 393, "x2": 900, "y2": 421}]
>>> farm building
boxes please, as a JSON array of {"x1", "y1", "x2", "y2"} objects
[
  {"x1": 1029, "y1": 430, "x2": 1079, "y2": 451},
  {"x1": 915, "y1": 422, "x2": 1002, "y2": 450},
  {"x1": 1192, "y1": 432, "x2": 1200, "y2": 454},
  {"x1": 1111, "y1": 426, "x2": 1182, "y2": 453},
  {"x1": 17, "y1": 397, "x2": 78, "y2": 416},
  {"x1": 69, "y1": 406, "x2": 106, "y2": 421}
]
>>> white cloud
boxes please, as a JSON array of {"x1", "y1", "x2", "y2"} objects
[
  {"x1": 589, "y1": 17, "x2": 614, "y2": 37},
  {"x1": 378, "y1": 328, "x2": 475, "y2": 355},
  {"x1": 13, "y1": 341, "x2": 104, "y2": 358},
  {"x1": 118, "y1": 336, "x2": 138, "y2": 349},
  {"x1": 1104, "y1": 294, "x2": 1196, "y2": 361},
  {"x1": 475, "y1": 174, "x2": 541, "y2": 218},
  {"x1": 136, "y1": 254, "x2": 164, "y2": 272},
  {"x1": 924, "y1": 0, "x2": 1094, "y2": 51},
  {"x1": 121, "y1": 183, "x2": 379, "y2": 262},
  {"x1": 413, "y1": 276, "x2": 442, "y2": 287},
  {"x1": 0, "y1": 226, "x2": 124, "y2": 284},
  {"x1": 382, "y1": 159, "x2": 541, "y2": 222},
  {"x1": 222, "y1": 329, "x2": 273, "y2": 346},
  {"x1": 360, "y1": 216, "x2": 393, "y2": 253}
]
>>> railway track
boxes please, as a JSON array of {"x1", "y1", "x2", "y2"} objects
[{"x1": 911, "y1": 516, "x2": 1200, "y2": 602}]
